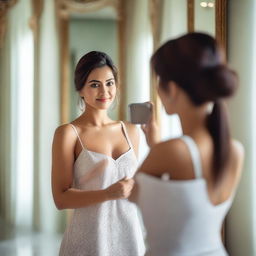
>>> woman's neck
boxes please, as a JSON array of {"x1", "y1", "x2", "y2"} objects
[
  {"x1": 178, "y1": 103, "x2": 210, "y2": 136},
  {"x1": 79, "y1": 107, "x2": 113, "y2": 127}
]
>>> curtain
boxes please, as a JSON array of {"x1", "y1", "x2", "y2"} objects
[
  {"x1": 0, "y1": 0, "x2": 34, "y2": 230},
  {"x1": 0, "y1": 0, "x2": 63, "y2": 235}
]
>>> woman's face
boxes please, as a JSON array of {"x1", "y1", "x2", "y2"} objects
[{"x1": 80, "y1": 66, "x2": 117, "y2": 110}]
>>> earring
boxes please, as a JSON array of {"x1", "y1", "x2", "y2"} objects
[
  {"x1": 110, "y1": 95, "x2": 119, "y2": 110},
  {"x1": 78, "y1": 96, "x2": 85, "y2": 112}
]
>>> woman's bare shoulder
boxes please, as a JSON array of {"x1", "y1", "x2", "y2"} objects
[
  {"x1": 151, "y1": 137, "x2": 189, "y2": 158},
  {"x1": 231, "y1": 139, "x2": 244, "y2": 156},
  {"x1": 230, "y1": 139, "x2": 244, "y2": 170},
  {"x1": 138, "y1": 137, "x2": 193, "y2": 177},
  {"x1": 53, "y1": 123, "x2": 77, "y2": 145},
  {"x1": 122, "y1": 121, "x2": 139, "y2": 137},
  {"x1": 122, "y1": 121, "x2": 138, "y2": 131}
]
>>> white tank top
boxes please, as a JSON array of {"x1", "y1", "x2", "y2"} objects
[
  {"x1": 136, "y1": 135, "x2": 235, "y2": 256},
  {"x1": 59, "y1": 121, "x2": 146, "y2": 256}
]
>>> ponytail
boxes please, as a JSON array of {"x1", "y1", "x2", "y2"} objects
[{"x1": 206, "y1": 100, "x2": 231, "y2": 183}]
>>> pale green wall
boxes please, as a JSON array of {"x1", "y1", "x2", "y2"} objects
[
  {"x1": 69, "y1": 18, "x2": 118, "y2": 121},
  {"x1": 194, "y1": 0, "x2": 215, "y2": 36},
  {"x1": 161, "y1": 0, "x2": 187, "y2": 42},
  {"x1": 160, "y1": 0, "x2": 187, "y2": 140},
  {"x1": 226, "y1": 0, "x2": 256, "y2": 255}
]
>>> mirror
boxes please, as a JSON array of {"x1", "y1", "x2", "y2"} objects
[
  {"x1": 188, "y1": 0, "x2": 227, "y2": 51},
  {"x1": 0, "y1": 0, "x2": 228, "y2": 251}
]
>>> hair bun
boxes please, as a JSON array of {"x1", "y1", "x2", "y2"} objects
[{"x1": 195, "y1": 65, "x2": 238, "y2": 102}]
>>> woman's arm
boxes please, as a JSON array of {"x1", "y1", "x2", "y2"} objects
[{"x1": 51, "y1": 124, "x2": 134, "y2": 210}]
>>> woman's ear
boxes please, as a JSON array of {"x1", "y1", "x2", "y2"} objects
[{"x1": 166, "y1": 81, "x2": 179, "y2": 102}]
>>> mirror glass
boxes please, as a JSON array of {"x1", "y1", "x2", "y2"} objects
[{"x1": 0, "y1": 0, "x2": 228, "y2": 254}]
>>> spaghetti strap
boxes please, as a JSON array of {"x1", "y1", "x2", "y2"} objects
[
  {"x1": 180, "y1": 135, "x2": 202, "y2": 179},
  {"x1": 70, "y1": 124, "x2": 85, "y2": 149},
  {"x1": 120, "y1": 121, "x2": 133, "y2": 149}
]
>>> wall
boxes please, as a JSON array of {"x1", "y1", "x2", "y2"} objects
[{"x1": 226, "y1": 0, "x2": 256, "y2": 255}]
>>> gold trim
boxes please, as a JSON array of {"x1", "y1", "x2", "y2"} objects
[
  {"x1": 187, "y1": 0, "x2": 194, "y2": 33},
  {"x1": 117, "y1": 0, "x2": 126, "y2": 120},
  {"x1": 0, "y1": 0, "x2": 18, "y2": 48},
  {"x1": 61, "y1": 0, "x2": 119, "y2": 14},
  {"x1": 29, "y1": 0, "x2": 43, "y2": 40},
  {"x1": 188, "y1": 0, "x2": 227, "y2": 55},
  {"x1": 215, "y1": 0, "x2": 227, "y2": 55}
]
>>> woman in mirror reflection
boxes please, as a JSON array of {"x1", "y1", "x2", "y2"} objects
[
  {"x1": 52, "y1": 51, "x2": 145, "y2": 256},
  {"x1": 132, "y1": 33, "x2": 244, "y2": 256}
]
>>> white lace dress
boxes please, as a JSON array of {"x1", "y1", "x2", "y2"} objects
[{"x1": 59, "y1": 122, "x2": 145, "y2": 256}]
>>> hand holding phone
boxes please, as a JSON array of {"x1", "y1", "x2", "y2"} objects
[{"x1": 128, "y1": 102, "x2": 152, "y2": 124}]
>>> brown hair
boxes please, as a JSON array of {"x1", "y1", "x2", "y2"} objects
[
  {"x1": 74, "y1": 51, "x2": 118, "y2": 91},
  {"x1": 151, "y1": 32, "x2": 238, "y2": 183}
]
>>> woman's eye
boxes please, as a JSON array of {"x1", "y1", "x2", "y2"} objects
[
  {"x1": 107, "y1": 81, "x2": 114, "y2": 86},
  {"x1": 90, "y1": 83, "x2": 99, "y2": 88}
]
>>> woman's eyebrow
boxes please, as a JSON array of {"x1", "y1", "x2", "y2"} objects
[
  {"x1": 88, "y1": 78, "x2": 114, "y2": 83},
  {"x1": 88, "y1": 80, "x2": 100, "y2": 83}
]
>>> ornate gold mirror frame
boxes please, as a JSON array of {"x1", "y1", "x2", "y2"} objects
[
  {"x1": 187, "y1": 0, "x2": 227, "y2": 52},
  {"x1": 55, "y1": 0, "x2": 125, "y2": 124}
]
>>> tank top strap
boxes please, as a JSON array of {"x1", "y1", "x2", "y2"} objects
[
  {"x1": 70, "y1": 124, "x2": 85, "y2": 150},
  {"x1": 180, "y1": 135, "x2": 202, "y2": 179},
  {"x1": 120, "y1": 121, "x2": 133, "y2": 149}
]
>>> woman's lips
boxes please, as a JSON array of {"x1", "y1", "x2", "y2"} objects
[{"x1": 96, "y1": 98, "x2": 110, "y2": 102}]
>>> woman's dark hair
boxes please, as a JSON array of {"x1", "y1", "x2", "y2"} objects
[
  {"x1": 74, "y1": 51, "x2": 118, "y2": 91},
  {"x1": 151, "y1": 32, "x2": 238, "y2": 183}
]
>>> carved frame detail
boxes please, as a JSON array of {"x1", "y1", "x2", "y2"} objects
[{"x1": 0, "y1": 0, "x2": 18, "y2": 48}]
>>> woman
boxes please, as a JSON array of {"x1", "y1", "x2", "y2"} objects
[
  {"x1": 51, "y1": 51, "x2": 145, "y2": 256},
  {"x1": 133, "y1": 33, "x2": 244, "y2": 255}
]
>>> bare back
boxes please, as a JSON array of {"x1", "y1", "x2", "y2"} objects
[{"x1": 138, "y1": 134, "x2": 244, "y2": 206}]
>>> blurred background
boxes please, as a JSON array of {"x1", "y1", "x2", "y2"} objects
[{"x1": 0, "y1": 0, "x2": 255, "y2": 255}]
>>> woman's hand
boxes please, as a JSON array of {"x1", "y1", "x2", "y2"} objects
[
  {"x1": 141, "y1": 102, "x2": 160, "y2": 148},
  {"x1": 105, "y1": 177, "x2": 135, "y2": 200}
]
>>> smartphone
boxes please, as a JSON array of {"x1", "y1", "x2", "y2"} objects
[{"x1": 128, "y1": 102, "x2": 152, "y2": 124}]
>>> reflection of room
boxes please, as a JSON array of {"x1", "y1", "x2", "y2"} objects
[
  {"x1": 0, "y1": 0, "x2": 256, "y2": 255},
  {"x1": 69, "y1": 9, "x2": 119, "y2": 121},
  {"x1": 195, "y1": 0, "x2": 215, "y2": 35}
]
